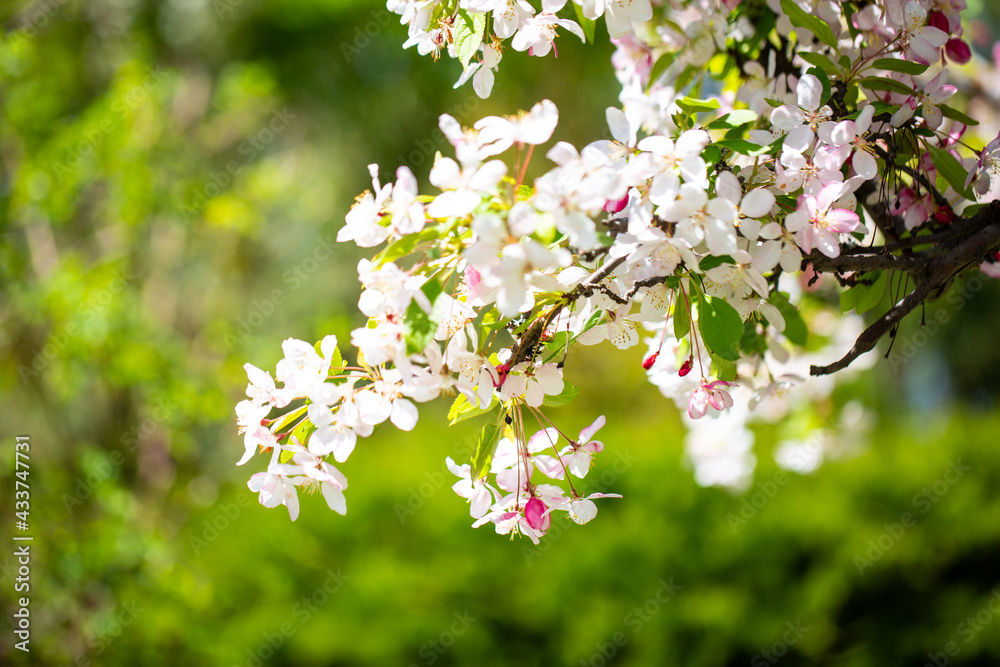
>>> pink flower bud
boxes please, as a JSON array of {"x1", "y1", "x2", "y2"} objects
[
  {"x1": 524, "y1": 497, "x2": 550, "y2": 531},
  {"x1": 934, "y1": 205, "x2": 956, "y2": 224},
  {"x1": 642, "y1": 352, "x2": 659, "y2": 370},
  {"x1": 604, "y1": 194, "x2": 629, "y2": 214},
  {"x1": 493, "y1": 363, "x2": 510, "y2": 388},
  {"x1": 945, "y1": 39, "x2": 972, "y2": 65},
  {"x1": 678, "y1": 358, "x2": 693, "y2": 377},
  {"x1": 927, "y1": 10, "x2": 950, "y2": 33}
]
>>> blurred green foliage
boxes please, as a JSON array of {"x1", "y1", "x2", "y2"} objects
[{"x1": 2, "y1": 0, "x2": 1000, "y2": 665}]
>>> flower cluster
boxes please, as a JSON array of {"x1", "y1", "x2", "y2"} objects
[{"x1": 235, "y1": 0, "x2": 1000, "y2": 538}]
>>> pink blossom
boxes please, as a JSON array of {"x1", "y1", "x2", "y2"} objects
[
  {"x1": 688, "y1": 380, "x2": 735, "y2": 419},
  {"x1": 784, "y1": 182, "x2": 860, "y2": 258}
]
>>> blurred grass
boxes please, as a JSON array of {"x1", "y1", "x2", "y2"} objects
[{"x1": 2, "y1": 0, "x2": 1000, "y2": 665}]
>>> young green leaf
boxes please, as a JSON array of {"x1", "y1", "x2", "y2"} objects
[
  {"x1": 859, "y1": 76, "x2": 914, "y2": 95},
  {"x1": 677, "y1": 96, "x2": 721, "y2": 114},
  {"x1": 807, "y1": 66, "x2": 832, "y2": 105},
  {"x1": 928, "y1": 145, "x2": 975, "y2": 200},
  {"x1": 541, "y1": 383, "x2": 580, "y2": 407},
  {"x1": 572, "y1": 2, "x2": 597, "y2": 43},
  {"x1": 871, "y1": 58, "x2": 928, "y2": 75},
  {"x1": 647, "y1": 50, "x2": 677, "y2": 92},
  {"x1": 779, "y1": 0, "x2": 839, "y2": 49},
  {"x1": 470, "y1": 417, "x2": 504, "y2": 481},
  {"x1": 709, "y1": 352, "x2": 737, "y2": 382},
  {"x1": 840, "y1": 271, "x2": 887, "y2": 314},
  {"x1": 697, "y1": 296, "x2": 743, "y2": 361},
  {"x1": 769, "y1": 292, "x2": 808, "y2": 346},
  {"x1": 404, "y1": 298, "x2": 437, "y2": 355},
  {"x1": 706, "y1": 109, "x2": 758, "y2": 129},
  {"x1": 673, "y1": 298, "x2": 691, "y2": 340},
  {"x1": 798, "y1": 51, "x2": 840, "y2": 76},
  {"x1": 714, "y1": 138, "x2": 772, "y2": 156},
  {"x1": 939, "y1": 104, "x2": 979, "y2": 127},
  {"x1": 452, "y1": 9, "x2": 486, "y2": 67},
  {"x1": 270, "y1": 404, "x2": 308, "y2": 434},
  {"x1": 448, "y1": 393, "x2": 498, "y2": 425}
]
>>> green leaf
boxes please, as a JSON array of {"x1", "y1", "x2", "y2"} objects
[
  {"x1": 448, "y1": 393, "x2": 498, "y2": 425},
  {"x1": 314, "y1": 339, "x2": 344, "y2": 374},
  {"x1": 581, "y1": 309, "x2": 605, "y2": 335},
  {"x1": 374, "y1": 227, "x2": 437, "y2": 264},
  {"x1": 709, "y1": 353, "x2": 737, "y2": 382},
  {"x1": 420, "y1": 276, "x2": 444, "y2": 306},
  {"x1": 677, "y1": 96, "x2": 721, "y2": 114},
  {"x1": 404, "y1": 299, "x2": 437, "y2": 355},
  {"x1": 840, "y1": 271, "x2": 886, "y2": 315},
  {"x1": 872, "y1": 58, "x2": 928, "y2": 76},
  {"x1": 571, "y1": 2, "x2": 597, "y2": 43},
  {"x1": 289, "y1": 414, "x2": 316, "y2": 447},
  {"x1": 675, "y1": 65, "x2": 698, "y2": 93},
  {"x1": 452, "y1": 9, "x2": 486, "y2": 67},
  {"x1": 769, "y1": 292, "x2": 807, "y2": 346},
  {"x1": 271, "y1": 404, "x2": 308, "y2": 434},
  {"x1": 541, "y1": 382, "x2": 580, "y2": 407},
  {"x1": 859, "y1": 76, "x2": 914, "y2": 95},
  {"x1": 646, "y1": 50, "x2": 677, "y2": 92},
  {"x1": 542, "y1": 330, "x2": 572, "y2": 363},
  {"x1": 798, "y1": 51, "x2": 840, "y2": 76},
  {"x1": 838, "y1": 55, "x2": 851, "y2": 70},
  {"x1": 807, "y1": 66, "x2": 832, "y2": 105},
  {"x1": 779, "y1": 0, "x2": 838, "y2": 49},
  {"x1": 699, "y1": 254, "x2": 734, "y2": 271},
  {"x1": 928, "y1": 145, "x2": 975, "y2": 200},
  {"x1": 673, "y1": 300, "x2": 690, "y2": 340},
  {"x1": 714, "y1": 138, "x2": 771, "y2": 156},
  {"x1": 702, "y1": 145, "x2": 722, "y2": 164},
  {"x1": 705, "y1": 109, "x2": 758, "y2": 130},
  {"x1": 697, "y1": 295, "x2": 743, "y2": 361},
  {"x1": 470, "y1": 417, "x2": 504, "y2": 481},
  {"x1": 939, "y1": 104, "x2": 979, "y2": 127},
  {"x1": 739, "y1": 320, "x2": 767, "y2": 357}
]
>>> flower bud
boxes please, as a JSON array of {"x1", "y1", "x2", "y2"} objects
[
  {"x1": 524, "y1": 497, "x2": 550, "y2": 531},
  {"x1": 642, "y1": 352, "x2": 658, "y2": 370},
  {"x1": 927, "y1": 10, "x2": 950, "y2": 33},
  {"x1": 678, "y1": 358, "x2": 693, "y2": 377},
  {"x1": 604, "y1": 194, "x2": 629, "y2": 214},
  {"x1": 945, "y1": 39, "x2": 972, "y2": 65},
  {"x1": 934, "y1": 205, "x2": 956, "y2": 224}
]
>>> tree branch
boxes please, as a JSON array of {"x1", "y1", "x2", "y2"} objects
[{"x1": 810, "y1": 201, "x2": 1000, "y2": 375}]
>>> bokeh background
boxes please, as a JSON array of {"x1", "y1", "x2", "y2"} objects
[{"x1": 3, "y1": 0, "x2": 1000, "y2": 665}]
